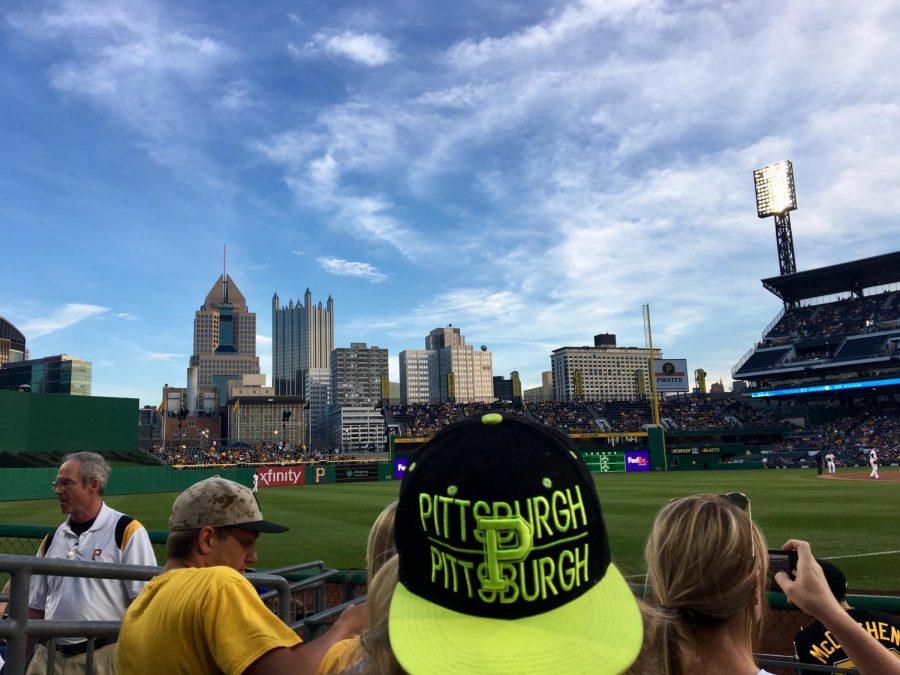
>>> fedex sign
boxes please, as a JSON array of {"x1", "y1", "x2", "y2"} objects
[
  {"x1": 625, "y1": 450, "x2": 650, "y2": 472},
  {"x1": 256, "y1": 466, "x2": 306, "y2": 487},
  {"x1": 393, "y1": 456, "x2": 410, "y2": 480}
]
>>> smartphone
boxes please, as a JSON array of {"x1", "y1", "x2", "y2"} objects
[{"x1": 767, "y1": 550, "x2": 798, "y2": 591}]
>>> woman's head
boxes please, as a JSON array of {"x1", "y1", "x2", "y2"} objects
[
  {"x1": 359, "y1": 553, "x2": 402, "y2": 674},
  {"x1": 642, "y1": 494, "x2": 768, "y2": 674},
  {"x1": 366, "y1": 501, "x2": 397, "y2": 583}
]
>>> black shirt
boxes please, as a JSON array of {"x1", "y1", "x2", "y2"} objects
[
  {"x1": 795, "y1": 607, "x2": 900, "y2": 671},
  {"x1": 69, "y1": 516, "x2": 96, "y2": 537}
]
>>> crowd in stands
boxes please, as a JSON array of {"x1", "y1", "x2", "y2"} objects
[
  {"x1": 148, "y1": 443, "x2": 351, "y2": 466},
  {"x1": 388, "y1": 395, "x2": 789, "y2": 438},
  {"x1": 765, "y1": 291, "x2": 898, "y2": 343},
  {"x1": 388, "y1": 401, "x2": 525, "y2": 437},
  {"x1": 770, "y1": 407, "x2": 900, "y2": 466},
  {"x1": 527, "y1": 401, "x2": 596, "y2": 432}
]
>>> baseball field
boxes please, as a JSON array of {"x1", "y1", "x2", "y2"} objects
[{"x1": 1, "y1": 467, "x2": 897, "y2": 591}]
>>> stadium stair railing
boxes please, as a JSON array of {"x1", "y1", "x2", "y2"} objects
[{"x1": 0, "y1": 553, "x2": 347, "y2": 675}]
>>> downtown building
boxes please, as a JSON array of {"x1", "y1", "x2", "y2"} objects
[
  {"x1": 226, "y1": 374, "x2": 306, "y2": 446},
  {"x1": 0, "y1": 354, "x2": 92, "y2": 395},
  {"x1": 524, "y1": 371, "x2": 555, "y2": 403},
  {"x1": 0, "y1": 318, "x2": 27, "y2": 366},
  {"x1": 272, "y1": 289, "x2": 334, "y2": 396},
  {"x1": 399, "y1": 326, "x2": 494, "y2": 404},
  {"x1": 328, "y1": 343, "x2": 388, "y2": 452},
  {"x1": 551, "y1": 334, "x2": 660, "y2": 402},
  {"x1": 189, "y1": 273, "x2": 259, "y2": 405}
]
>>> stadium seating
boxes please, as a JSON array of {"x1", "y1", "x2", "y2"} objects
[
  {"x1": 386, "y1": 396, "x2": 788, "y2": 438},
  {"x1": 765, "y1": 291, "x2": 898, "y2": 342},
  {"x1": 766, "y1": 407, "x2": 900, "y2": 466},
  {"x1": 735, "y1": 290, "x2": 900, "y2": 378}
]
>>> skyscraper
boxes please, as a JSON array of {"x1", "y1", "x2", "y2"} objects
[
  {"x1": 328, "y1": 343, "x2": 388, "y2": 452},
  {"x1": 272, "y1": 289, "x2": 334, "y2": 396},
  {"x1": 399, "y1": 326, "x2": 494, "y2": 403},
  {"x1": 190, "y1": 271, "x2": 259, "y2": 404},
  {"x1": 331, "y1": 343, "x2": 388, "y2": 408}
]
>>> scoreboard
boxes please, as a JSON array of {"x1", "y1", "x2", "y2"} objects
[{"x1": 581, "y1": 450, "x2": 627, "y2": 473}]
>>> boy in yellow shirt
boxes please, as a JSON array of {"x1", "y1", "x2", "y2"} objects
[{"x1": 117, "y1": 477, "x2": 365, "y2": 674}]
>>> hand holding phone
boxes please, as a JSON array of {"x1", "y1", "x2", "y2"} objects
[{"x1": 767, "y1": 549, "x2": 798, "y2": 591}]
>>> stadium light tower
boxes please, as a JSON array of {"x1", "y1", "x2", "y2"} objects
[{"x1": 753, "y1": 160, "x2": 798, "y2": 277}]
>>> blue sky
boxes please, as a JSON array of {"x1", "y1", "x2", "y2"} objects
[{"x1": 2, "y1": 0, "x2": 899, "y2": 406}]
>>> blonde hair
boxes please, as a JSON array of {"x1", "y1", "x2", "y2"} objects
[
  {"x1": 366, "y1": 501, "x2": 397, "y2": 583},
  {"x1": 358, "y1": 554, "x2": 403, "y2": 674},
  {"x1": 640, "y1": 495, "x2": 768, "y2": 675}
]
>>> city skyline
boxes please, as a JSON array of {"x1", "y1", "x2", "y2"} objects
[{"x1": 3, "y1": 1, "x2": 900, "y2": 406}]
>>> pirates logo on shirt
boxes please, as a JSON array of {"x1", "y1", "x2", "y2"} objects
[{"x1": 92, "y1": 548, "x2": 103, "y2": 560}]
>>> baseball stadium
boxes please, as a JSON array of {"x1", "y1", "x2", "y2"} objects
[
  {"x1": 2, "y1": 193, "x2": 900, "y2": 671},
  {"x1": 3, "y1": 245, "x2": 900, "y2": 673}
]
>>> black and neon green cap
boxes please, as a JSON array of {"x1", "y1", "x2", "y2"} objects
[{"x1": 389, "y1": 412, "x2": 642, "y2": 674}]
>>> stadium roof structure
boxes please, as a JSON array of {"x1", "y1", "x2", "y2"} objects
[{"x1": 762, "y1": 250, "x2": 900, "y2": 303}]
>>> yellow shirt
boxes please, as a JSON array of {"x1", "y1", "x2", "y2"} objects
[
  {"x1": 317, "y1": 636, "x2": 362, "y2": 674},
  {"x1": 116, "y1": 566, "x2": 301, "y2": 675}
]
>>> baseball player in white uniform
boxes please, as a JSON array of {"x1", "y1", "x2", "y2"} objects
[
  {"x1": 869, "y1": 448, "x2": 879, "y2": 479},
  {"x1": 252, "y1": 472, "x2": 259, "y2": 493},
  {"x1": 825, "y1": 452, "x2": 836, "y2": 475}
]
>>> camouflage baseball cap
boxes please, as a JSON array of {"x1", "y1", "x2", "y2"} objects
[{"x1": 169, "y1": 476, "x2": 288, "y2": 533}]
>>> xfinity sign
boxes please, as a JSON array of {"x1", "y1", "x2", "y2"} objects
[
  {"x1": 654, "y1": 359, "x2": 689, "y2": 393},
  {"x1": 256, "y1": 466, "x2": 305, "y2": 487}
]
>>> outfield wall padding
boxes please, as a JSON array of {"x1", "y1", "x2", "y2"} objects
[
  {"x1": 0, "y1": 390, "x2": 138, "y2": 454},
  {"x1": 304, "y1": 464, "x2": 335, "y2": 485},
  {"x1": 0, "y1": 467, "x2": 254, "y2": 501}
]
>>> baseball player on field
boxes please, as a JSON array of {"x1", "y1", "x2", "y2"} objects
[
  {"x1": 825, "y1": 451, "x2": 836, "y2": 475},
  {"x1": 869, "y1": 448, "x2": 879, "y2": 480}
]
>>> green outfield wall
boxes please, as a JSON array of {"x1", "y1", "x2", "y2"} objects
[
  {"x1": 0, "y1": 390, "x2": 138, "y2": 454},
  {"x1": 0, "y1": 466, "x2": 254, "y2": 501}
]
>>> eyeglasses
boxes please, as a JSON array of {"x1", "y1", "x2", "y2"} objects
[
  {"x1": 718, "y1": 492, "x2": 756, "y2": 561},
  {"x1": 50, "y1": 479, "x2": 79, "y2": 491},
  {"x1": 718, "y1": 492, "x2": 751, "y2": 520}
]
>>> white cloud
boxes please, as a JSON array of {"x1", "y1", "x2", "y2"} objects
[
  {"x1": 135, "y1": 349, "x2": 182, "y2": 362},
  {"x1": 256, "y1": 334, "x2": 272, "y2": 347},
  {"x1": 115, "y1": 312, "x2": 138, "y2": 320},
  {"x1": 20, "y1": 303, "x2": 109, "y2": 338},
  {"x1": 317, "y1": 256, "x2": 387, "y2": 282},
  {"x1": 9, "y1": 0, "x2": 233, "y2": 188},
  {"x1": 259, "y1": 1, "x2": 900, "y2": 385},
  {"x1": 289, "y1": 31, "x2": 394, "y2": 66},
  {"x1": 217, "y1": 80, "x2": 254, "y2": 112}
]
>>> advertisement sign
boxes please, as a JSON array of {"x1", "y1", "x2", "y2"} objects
[
  {"x1": 581, "y1": 451, "x2": 626, "y2": 473},
  {"x1": 334, "y1": 461, "x2": 380, "y2": 483},
  {"x1": 393, "y1": 456, "x2": 410, "y2": 480},
  {"x1": 654, "y1": 359, "x2": 689, "y2": 392},
  {"x1": 255, "y1": 466, "x2": 305, "y2": 487},
  {"x1": 625, "y1": 450, "x2": 650, "y2": 472}
]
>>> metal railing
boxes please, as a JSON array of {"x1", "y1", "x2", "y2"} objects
[
  {"x1": 0, "y1": 553, "x2": 339, "y2": 674},
  {"x1": 732, "y1": 344, "x2": 757, "y2": 377},
  {"x1": 755, "y1": 653, "x2": 858, "y2": 673},
  {"x1": 764, "y1": 306, "x2": 788, "y2": 338}
]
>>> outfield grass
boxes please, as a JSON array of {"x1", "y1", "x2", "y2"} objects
[{"x1": 1, "y1": 467, "x2": 897, "y2": 591}]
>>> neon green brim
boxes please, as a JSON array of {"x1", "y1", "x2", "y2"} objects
[{"x1": 389, "y1": 563, "x2": 643, "y2": 675}]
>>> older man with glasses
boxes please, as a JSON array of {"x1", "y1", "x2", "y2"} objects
[{"x1": 27, "y1": 452, "x2": 156, "y2": 674}]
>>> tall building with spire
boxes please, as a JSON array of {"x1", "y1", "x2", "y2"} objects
[
  {"x1": 272, "y1": 289, "x2": 334, "y2": 396},
  {"x1": 189, "y1": 269, "x2": 259, "y2": 405}
]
